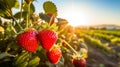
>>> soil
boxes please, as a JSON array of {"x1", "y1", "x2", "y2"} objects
[{"x1": 86, "y1": 41, "x2": 120, "y2": 67}]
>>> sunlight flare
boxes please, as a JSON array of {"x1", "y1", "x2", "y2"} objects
[{"x1": 59, "y1": 5, "x2": 91, "y2": 26}]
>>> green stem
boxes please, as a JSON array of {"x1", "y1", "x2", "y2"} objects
[
  {"x1": 26, "y1": 2, "x2": 31, "y2": 29},
  {"x1": 26, "y1": 10, "x2": 28, "y2": 29},
  {"x1": 11, "y1": 17, "x2": 23, "y2": 30},
  {"x1": 5, "y1": 43, "x2": 11, "y2": 52},
  {"x1": 28, "y1": 3, "x2": 31, "y2": 27},
  {"x1": 19, "y1": 0, "x2": 24, "y2": 23},
  {"x1": 59, "y1": 38, "x2": 79, "y2": 55},
  {"x1": 49, "y1": 14, "x2": 54, "y2": 26},
  {"x1": 11, "y1": 26, "x2": 17, "y2": 34},
  {"x1": 5, "y1": 6, "x2": 23, "y2": 30}
]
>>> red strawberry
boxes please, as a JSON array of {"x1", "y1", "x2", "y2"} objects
[
  {"x1": 47, "y1": 47, "x2": 62, "y2": 64},
  {"x1": 72, "y1": 58, "x2": 86, "y2": 67},
  {"x1": 47, "y1": 13, "x2": 53, "y2": 17},
  {"x1": 37, "y1": 30, "x2": 57, "y2": 50},
  {"x1": 17, "y1": 29, "x2": 38, "y2": 52}
]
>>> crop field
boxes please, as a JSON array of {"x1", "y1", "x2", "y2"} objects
[{"x1": 75, "y1": 29, "x2": 120, "y2": 67}]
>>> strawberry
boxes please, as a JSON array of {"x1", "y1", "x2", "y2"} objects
[
  {"x1": 72, "y1": 58, "x2": 86, "y2": 67},
  {"x1": 46, "y1": 47, "x2": 62, "y2": 64},
  {"x1": 47, "y1": 13, "x2": 53, "y2": 17},
  {"x1": 17, "y1": 29, "x2": 38, "y2": 52},
  {"x1": 37, "y1": 30, "x2": 57, "y2": 50}
]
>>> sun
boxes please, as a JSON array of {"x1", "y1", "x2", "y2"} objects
[
  {"x1": 58, "y1": 5, "x2": 90, "y2": 26},
  {"x1": 65, "y1": 11, "x2": 89, "y2": 26}
]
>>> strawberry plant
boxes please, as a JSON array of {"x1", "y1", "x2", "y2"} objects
[{"x1": 0, "y1": 0, "x2": 88, "y2": 67}]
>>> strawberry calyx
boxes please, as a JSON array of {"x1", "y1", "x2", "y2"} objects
[
  {"x1": 17, "y1": 28, "x2": 36, "y2": 35},
  {"x1": 49, "y1": 44, "x2": 60, "y2": 51},
  {"x1": 72, "y1": 53, "x2": 83, "y2": 61},
  {"x1": 40, "y1": 13, "x2": 58, "y2": 32},
  {"x1": 40, "y1": 22, "x2": 58, "y2": 32}
]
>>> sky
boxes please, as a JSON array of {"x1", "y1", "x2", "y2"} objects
[{"x1": 18, "y1": 0, "x2": 120, "y2": 26}]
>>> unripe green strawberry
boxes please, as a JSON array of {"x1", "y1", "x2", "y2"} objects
[
  {"x1": 47, "y1": 47, "x2": 62, "y2": 64},
  {"x1": 72, "y1": 58, "x2": 86, "y2": 67},
  {"x1": 37, "y1": 30, "x2": 57, "y2": 50},
  {"x1": 17, "y1": 29, "x2": 38, "y2": 52}
]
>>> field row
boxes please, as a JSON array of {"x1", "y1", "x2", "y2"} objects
[{"x1": 75, "y1": 29, "x2": 120, "y2": 53}]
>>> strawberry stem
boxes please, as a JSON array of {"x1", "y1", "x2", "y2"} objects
[
  {"x1": 19, "y1": 0, "x2": 24, "y2": 23},
  {"x1": 59, "y1": 38, "x2": 81, "y2": 57},
  {"x1": 11, "y1": 15, "x2": 23, "y2": 30},
  {"x1": 2, "y1": 3, "x2": 23, "y2": 30},
  {"x1": 5, "y1": 44, "x2": 11, "y2": 52},
  {"x1": 11, "y1": 26, "x2": 17, "y2": 34},
  {"x1": 49, "y1": 14, "x2": 55, "y2": 26},
  {"x1": 26, "y1": 2, "x2": 31, "y2": 29}
]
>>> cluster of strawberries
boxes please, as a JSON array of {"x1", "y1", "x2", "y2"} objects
[
  {"x1": 17, "y1": 28, "x2": 86, "y2": 67},
  {"x1": 17, "y1": 29, "x2": 61, "y2": 64}
]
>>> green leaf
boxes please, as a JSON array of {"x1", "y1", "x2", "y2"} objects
[
  {"x1": 0, "y1": 0, "x2": 19, "y2": 9},
  {"x1": 57, "y1": 18, "x2": 68, "y2": 25},
  {"x1": 14, "y1": 11, "x2": 27, "y2": 19},
  {"x1": 57, "y1": 18, "x2": 68, "y2": 31},
  {"x1": 0, "y1": 0, "x2": 19, "y2": 19},
  {"x1": 43, "y1": 1, "x2": 57, "y2": 15},
  {"x1": 0, "y1": 52, "x2": 15, "y2": 60},
  {"x1": 15, "y1": 52, "x2": 29, "y2": 65},
  {"x1": 5, "y1": 0, "x2": 19, "y2": 9},
  {"x1": 14, "y1": 1, "x2": 20, "y2": 8},
  {"x1": 0, "y1": 9, "x2": 11, "y2": 19},
  {"x1": 23, "y1": 3, "x2": 35, "y2": 14},
  {"x1": 39, "y1": 13, "x2": 50, "y2": 22},
  {"x1": 18, "y1": 62, "x2": 28, "y2": 67},
  {"x1": 0, "y1": 1, "x2": 11, "y2": 18},
  {"x1": 28, "y1": 56, "x2": 40, "y2": 67}
]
